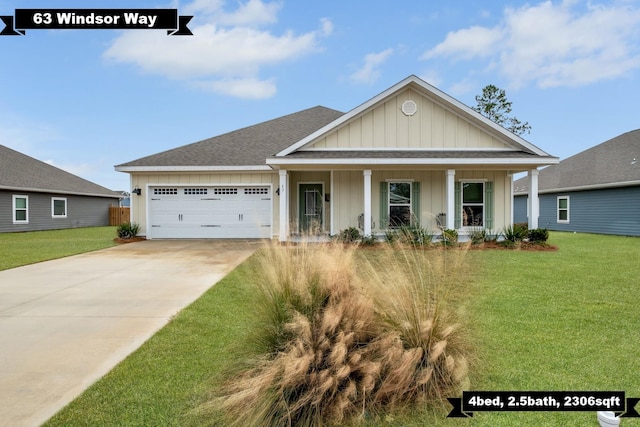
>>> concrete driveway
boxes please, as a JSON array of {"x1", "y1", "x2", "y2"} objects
[{"x1": 0, "y1": 239, "x2": 261, "y2": 427}]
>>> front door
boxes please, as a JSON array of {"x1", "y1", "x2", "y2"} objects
[{"x1": 299, "y1": 183, "x2": 323, "y2": 232}]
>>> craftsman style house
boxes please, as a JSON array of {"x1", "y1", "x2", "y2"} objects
[{"x1": 115, "y1": 75, "x2": 558, "y2": 240}]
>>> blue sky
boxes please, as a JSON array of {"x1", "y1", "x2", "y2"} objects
[{"x1": 2, "y1": 0, "x2": 639, "y2": 191}]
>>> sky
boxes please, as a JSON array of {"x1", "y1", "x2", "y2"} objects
[{"x1": 1, "y1": 0, "x2": 639, "y2": 191}]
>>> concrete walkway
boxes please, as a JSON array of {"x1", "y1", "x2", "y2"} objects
[{"x1": 0, "y1": 239, "x2": 261, "y2": 427}]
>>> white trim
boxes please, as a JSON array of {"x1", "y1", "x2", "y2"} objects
[
  {"x1": 557, "y1": 195, "x2": 570, "y2": 223},
  {"x1": 12, "y1": 194, "x2": 29, "y2": 224},
  {"x1": 458, "y1": 178, "x2": 488, "y2": 183},
  {"x1": 51, "y1": 197, "x2": 68, "y2": 218},
  {"x1": 528, "y1": 169, "x2": 540, "y2": 229},
  {"x1": 446, "y1": 170, "x2": 455, "y2": 230},
  {"x1": 267, "y1": 157, "x2": 558, "y2": 166},
  {"x1": 114, "y1": 165, "x2": 273, "y2": 173},
  {"x1": 363, "y1": 170, "x2": 372, "y2": 237},
  {"x1": 330, "y1": 170, "x2": 335, "y2": 236},
  {"x1": 297, "y1": 147, "x2": 521, "y2": 152},
  {"x1": 297, "y1": 181, "x2": 325, "y2": 234},
  {"x1": 275, "y1": 75, "x2": 553, "y2": 158},
  {"x1": 279, "y1": 171, "x2": 288, "y2": 241},
  {"x1": 385, "y1": 178, "x2": 415, "y2": 182}
]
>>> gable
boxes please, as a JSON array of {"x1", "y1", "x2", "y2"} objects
[{"x1": 302, "y1": 88, "x2": 514, "y2": 151}]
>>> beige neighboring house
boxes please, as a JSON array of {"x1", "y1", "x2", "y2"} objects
[{"x1": 115, "y1": 75, "x2": 558, "y2": 241}]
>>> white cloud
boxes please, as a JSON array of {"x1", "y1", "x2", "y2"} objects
[
  {"x1": 422, "y1": 0, "x2": 640, "y2": 88},
  {"x1": 104, "y1": 0, "x2": 331, "y2": 98},
  {"x1": 349, "y1": 48, "x2": 394, "y2": 84}
]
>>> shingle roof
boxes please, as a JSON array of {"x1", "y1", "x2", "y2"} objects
[
  {"x1": 514, "y1": 129, "x2": 640, "y2": 193},
  {"x1": 116, "y1": 106, "x2": 344, "y2": 168},
  {"x1": 0, "y1": 145, "x2": 120, "y2": 198}
]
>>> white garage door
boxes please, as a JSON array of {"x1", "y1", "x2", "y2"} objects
[{"x1": 148, "y1": 186, "x2": 272, "y2": 239}]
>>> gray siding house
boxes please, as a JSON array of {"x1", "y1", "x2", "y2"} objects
[
  {"x1": 514, "y1": 130, "x2": 640, "y2": 236},
  {"x1": 1, "y1": 145, "x2": 121, "y2": 233}
]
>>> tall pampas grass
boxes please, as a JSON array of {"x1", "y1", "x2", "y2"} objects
[{"x1": 210, "y1": 240, "x2": 471, "y2": 427}]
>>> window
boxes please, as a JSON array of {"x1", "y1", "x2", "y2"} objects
[
  {"x1": 13, "y1": 195, "x2": 28, "y2": 223},
  {"x1": 388, "y1": 182, "x2": 412, "y2": 227},
  {"x1": 462, "y1": 182, "x2": 484, "y2": 227},
  {"x1": 52, "y1": 197, "x2": 67, "y2": 218},
  {"x1": 557, "y1": 196, "x2": 570, "y2": 223}
]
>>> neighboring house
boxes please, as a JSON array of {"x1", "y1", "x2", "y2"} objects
[
  {"x1": 115, "y1": 75, "x2": 558, "y2": 241},
  {"x1": 0, "y1": 145, "x2": 121, "y2": 233},
  {"x1": 514, "y1": 129, "x2": 640, "y2": 236}
]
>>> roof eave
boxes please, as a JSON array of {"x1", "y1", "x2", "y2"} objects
[
  {"x1": 266, "y1": 157, "x2": 559, "y2": 167},
  {"x1": 514, "y1": 179, "x2": 640, "y2": 195},
  {"x1": 0, "y1": 185, "x2": 121, "y2": 198},
  {"x1": 115, "y1": 165, "x2": 274, "y2": 173}
]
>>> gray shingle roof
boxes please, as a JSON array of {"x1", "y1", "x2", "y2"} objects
[
  {"x1": 0, "y1": 145, "x2": 120, "y2": 198},
  {"x1": 514, "y1": 129, "x2": 640, "y2": 193},
  {"x1": 116, "y1": 106, "x2": 344, "y2": 168}
]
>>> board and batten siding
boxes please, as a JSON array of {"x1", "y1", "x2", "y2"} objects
[
  {"x1": 0, "y1": 190, "x2": 115, "y2": 233},
  {"x1": 331, "y1": 170, "x2": 511, "y2": 235},
  {"x1": 130, "y1": 172, "x2": 279, "y2": 237},
  {"x1": 303, "y1": 89, "x2": 509, "y2": 150},
  {"x1": 538, "y1": 186, "x2": 640, "y2": 236}
]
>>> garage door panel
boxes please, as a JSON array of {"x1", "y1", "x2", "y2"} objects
[{"x1": 148, "y1": 186, "x2": 271, "y2": 239}]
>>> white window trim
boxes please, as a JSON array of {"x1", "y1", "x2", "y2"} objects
[
  {"x1": 12, "y1": 195, "x2": 29, "y2": 224},
  {"x1": 388, "y1": 181, "x2": 413, "y2": 228},
  {"x1": 557, "y1": 196, "x2": 570, "y2": 223},
  {"x1": 461, "y1": 181, "x2": 485, "y2": 229},
  {"x1": 52, "y1": 197, "x2": 68, "y2": 218}
]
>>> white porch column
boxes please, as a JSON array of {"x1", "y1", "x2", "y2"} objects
[
  {"x1": 363, "y1": 169, "x2": 372, "y2": 237},
  {"x1": 446, "y1": 169, "x2": 455, "y2": 229},
  {"x1": 279, "y1": 170, "x2": 289, "y2": 242},
  {"x1": 527, "y1": 169, "x2": 539, "y2": 229}
]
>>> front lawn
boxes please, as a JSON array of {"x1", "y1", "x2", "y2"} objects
[
  {"x1": 44, "y1": 232, "x2": 640, "y2": 426},
  {"x1": 0, "y1": 226, "x2": 118, "y2": 271}
]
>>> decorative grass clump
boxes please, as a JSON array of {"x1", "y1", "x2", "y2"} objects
[{"x1": 211, "y1": 242, "x2": 471, "y2": 426}]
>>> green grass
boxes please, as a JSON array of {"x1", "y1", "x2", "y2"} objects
[
  {"x1": 44, "y1": 232, "x2": 640, "y2": 426},
  {"x1": 0, "y1": 226, "x2": 118, "y2": 271}
]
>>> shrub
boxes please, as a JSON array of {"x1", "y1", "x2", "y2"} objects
[
  {"x1": 468, "y1": 228, "x2": 488, "y2": 245},
  {"x1": 527, "y1": 228, "x2": 549, "y2": 242},
  {"x1": 335, "y1": 227, "x2": 361, "y2": 243},
  {"x1": 116, "y1": 222, "x2": 140, "y2": 239},
  {"x1": 442, "y1": 228, "x2": 458, "y2": 245},
  {"x1": 501, "y1": 223, "x2": 527, "y2": 242},
  {"x1": 212, "y1": 242, "x2": 470, "y2": 426},
  {"x1": 385, "y1": 225, "x2": 434, "y2": 247}
]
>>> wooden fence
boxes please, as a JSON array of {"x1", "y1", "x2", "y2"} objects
[{"x1": 109, "y1": 206, "x2": 131, "y2": 226}]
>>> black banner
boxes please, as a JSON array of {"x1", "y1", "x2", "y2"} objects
[
  {"x1": 448, "y1": 391, "x2": 640, "y2": 418},
  {"x1": 1, "y1": 9, "x2": 192, "y2": 36}
]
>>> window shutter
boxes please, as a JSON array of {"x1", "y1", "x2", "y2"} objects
[
  {"x1": 412, "y1": 182, "x2": 421, "y2": 227},
  {"x1": 380, "y1": 182, "x2": 388, "y2": 229},
  {"x1": 485, "y1": 182, "x2": 494, "y2": 229},
  {"x1": 454, "y1": 182, "x2": 461, "y2": 229}
]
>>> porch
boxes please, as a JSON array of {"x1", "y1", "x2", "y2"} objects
[{"x1": 277, "y1": 168, "x2": 541, "y2": 242}]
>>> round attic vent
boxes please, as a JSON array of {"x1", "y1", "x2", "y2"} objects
[{"x1": 401, "y1": 100, "x2": 417, "y2": 116}]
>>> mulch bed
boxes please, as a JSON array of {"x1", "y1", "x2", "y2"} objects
[{"x1": 113, "y1": 237, "x2": 147, "y2": 244}]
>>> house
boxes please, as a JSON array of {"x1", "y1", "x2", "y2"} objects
[
  {"x1": 115, "y1": 75, "x2": 558, "y2": 241},
  {"x1": 513, "y1": 129, "x2": 640, "y2": 236},
  {"x1": 0, "y1": 145, "x2": 121, "y2": 232}
]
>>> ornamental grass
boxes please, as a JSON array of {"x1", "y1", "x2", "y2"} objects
[{"x1": 209, "y1": 240, "x2": 471, "y2": 426}]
